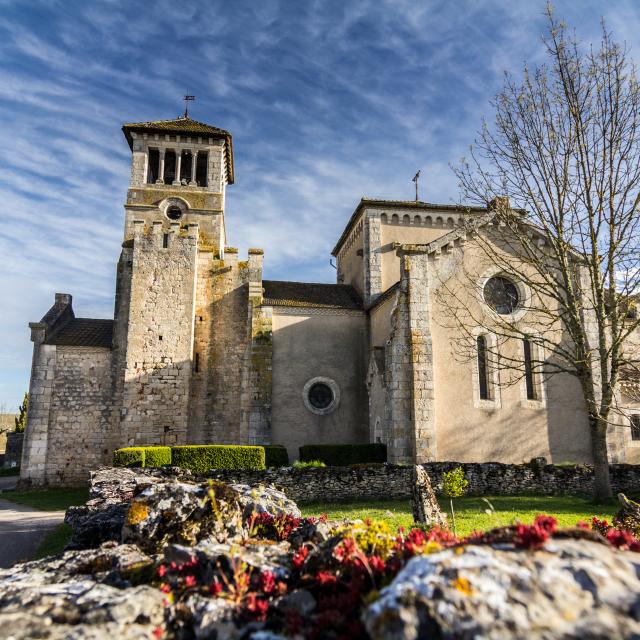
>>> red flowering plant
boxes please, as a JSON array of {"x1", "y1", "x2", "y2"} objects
[{"x1": 153, "y1": 509, "x2": 640, "y2": 638}]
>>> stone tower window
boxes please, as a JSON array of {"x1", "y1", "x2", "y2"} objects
[
  {"x1": 166, "y1": 206, "x2": 183, "y2": 221},
  {"x1": 631, "y1": 414, "x2": 640, "y2": 441},
  {"x1": 164, "y1": 150, "x2": 177, "y2": 184},
  {"x1": 302, "y1": 377, "x2": 340, "y2": 416},
  {"x1": 180, "y1": 150, "x2": 192, "y2": 184},
  {"x1": 147, "y1": 149, "x2": 160, "y2": 184},
  {"x1": 484, "y1": 276, "x2": 520, "y2": 315},
  {"x1": 196, "y1": 152, "x2": 208, "y2": 187}
]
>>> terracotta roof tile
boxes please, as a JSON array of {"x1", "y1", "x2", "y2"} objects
[
  {"x1": 45, "y1": 319, "x2": 113, "y2": 348},
  {"x1": 262, "y1": 280, "x2": 362, "y2": 310}
]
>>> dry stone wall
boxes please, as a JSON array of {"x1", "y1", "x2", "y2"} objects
[{"x1": 205, "y1": 462, "x2": 640, "y2": 503}]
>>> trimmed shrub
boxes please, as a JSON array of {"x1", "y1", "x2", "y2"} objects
[
  {"x1": 113, "y1": 447, "x2": 145, "y2": 468},
  {"x1": 293, "y1": 460, "x2": 326, "y2": 469},
  {"x1": 143, "y1": 446, "x2": 172, "y2": 467},
  {"x1": 172, "y1": 445, "x2": 265, "y2": 473},
  {"x1": 263, "y1": 445, "x2": 289, "y2": 468},
  {"x1": 299, "y1": 443, "x2": 387, "y2": 466}
]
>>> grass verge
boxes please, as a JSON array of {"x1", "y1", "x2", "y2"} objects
[
  {"x1": 300, "y1": 495, "x2": 619, "y2": 536},
  {"x1": 35, "y1": 523, "x2": 72, "y2": 559},
  {"x1": 3, "y1": 487, "x2": 89, "y2": 511}
]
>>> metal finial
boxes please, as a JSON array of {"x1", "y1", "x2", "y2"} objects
[
  {"x1": 183, "y1": 95, "x2": 195, "y2": 118},
  {"x1": 412, "y1": 170, "x2": 421, "y2": 202}
]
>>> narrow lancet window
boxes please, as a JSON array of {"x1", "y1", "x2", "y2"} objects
[
  {"x1": 477, "y1": 335, "x2": 490, "y2": 400},
  {"x1": 523, "y1": 337, "x2": 536, "y2": 400},
  {"x1": 147, "y1": 149, "x2": 159, "y2": 184}
]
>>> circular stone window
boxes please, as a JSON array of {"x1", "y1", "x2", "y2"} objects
[
  {"x1": 166, "y1": 206, "x2": 183, "y2": 221},
  {"x1": 483, "y1": 275, "x2": 520, "y2": 315},
  {"x1": 302, "y1": 377, "x2": 340, "y2": 416}
]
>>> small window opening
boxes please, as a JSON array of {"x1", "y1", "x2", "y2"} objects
[
  {"x1": 308, "y1": 382, "x2": 334, "y2": 410},
  {"x1": 196, "y1": 151, "x2": 208, "y2": 187},
  {"x1": 631, "y1": 415, "x2": 640, "y2": 441},
  {"x1": 199, "y1": 316, "x2": 203, "y2": 322},
  {"x1": 159, "y1": 335, "x2": 163, "y2": 341},
  {"x1": 180, "y1": 150, "x2": 192, "y2": 185},
  {"x1": 162, "y1": 233, "x2": 169, "y2": 248},
  {"x1": 194, "y1": 352, "x2": 200, "y2": 373},
  {"x1": 164, "y1": 150, "x2": 176, "y2": 183},
  {"x1": 147, "y1": 149, "x2": 160, "y2": 184},
  {"x1": 523, "y1": 337, "x2": 537, "y2": 400},
  {"x1": 477, "y1": 335, "x2": 491, "y2": 400},
  {"x1": 166, "y1": 206, "x2": 182, "y2": 221}
]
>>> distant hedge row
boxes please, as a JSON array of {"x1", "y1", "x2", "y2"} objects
[
  {"x1": 299, "y1": 443, "x2": 387, "y2": 466},
  {"x1": 113, "y1": 442, "x2": 387, "y2": 471}
]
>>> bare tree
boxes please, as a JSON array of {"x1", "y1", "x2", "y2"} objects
[{"x1": 444, "y1": 8, "x2": 640, "y2": 500}]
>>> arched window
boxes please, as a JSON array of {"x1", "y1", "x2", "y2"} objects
[
  {"x1": 425, "y1": 216, "x2": 432, "y2": 227},
  {"x1": 477, "y1": 335, "x2": 490, "y2": 400},
  {"x1": 380, "y1": 213, "x2": 388, "y2": 224},
  {"x1": 391, "y1": 214, "x2": 399, "y2": 224},
  {"x1": 414, "y1": 215, "x2": 421, "y2": 225},
  {"x1": 403, "y1": 214, "x2": 411, "y2": 224},
  {"x1": 447, "y1": 217, "x2": 455, "y2": 227},
  {"x1": 436, "y1": 216, "x2": 443, "y2": 227}
]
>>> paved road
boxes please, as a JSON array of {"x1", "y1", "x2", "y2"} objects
[{"x1": 0, "y1": 477, "x2": 66, "y2": 567}]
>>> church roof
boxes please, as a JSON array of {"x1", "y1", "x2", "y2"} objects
[
  {"x1": 262, "y1": 280, "x2": 363, "y2": 310},
  {"x1": 45, "y1": 318, "x2": 113, "y2": 349},
  {"x1": 331, "y1": 199, "x2": 490, "y2": 257},
  {"x1": 122, "y1": 116, "x2": 234, "y2": 184}
]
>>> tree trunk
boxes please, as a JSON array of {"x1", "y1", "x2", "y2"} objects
[{"x1": 590, "y1": 415, "x2": 612, "y2": 501}]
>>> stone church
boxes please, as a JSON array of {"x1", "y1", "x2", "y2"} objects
[{"x1": 20, "y1": 115, "x2": 640, "y2": 485}]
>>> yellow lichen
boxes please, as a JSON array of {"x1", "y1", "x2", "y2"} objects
[
  {"x1": 452, "y1": 575, "x2": 473, "y2": 596},
  {"x1": 126, "y1": 500, "x2": 149, "y2": 525}
]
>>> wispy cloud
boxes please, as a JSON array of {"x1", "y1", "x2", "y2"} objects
[{"x1": 0, "y1": 0, "x2": 638, "y2": 408}]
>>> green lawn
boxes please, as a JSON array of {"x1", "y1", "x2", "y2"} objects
[
  {"x1": 3, "y1": 487, "x2": 89, "y2": 511},
  {"x1": 300, "y1": 495, "x2": 619, "y2": 536}
]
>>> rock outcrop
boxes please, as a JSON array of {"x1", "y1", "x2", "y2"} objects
[
  {"x1": 411, "y1": 465, "x2": 447, "y2": 526},
  {"x1": 364, "y1": 538, "x2": 640, "y2": 640}
]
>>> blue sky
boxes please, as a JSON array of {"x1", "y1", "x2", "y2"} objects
[{"x1": 1, "y1": 0, "x2": 639, "y2": 410}]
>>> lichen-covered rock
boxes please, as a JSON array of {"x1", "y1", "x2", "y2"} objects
[
  {"x1": 121, "y1": 480, "x2": 245, "y2": 553},
  {"x1": 232, "y1": 483, "x2": 302, "y2": 520},
  {"x1": 0, "y1": 582, "x2": 164, "y2": 640},
  {"x1": 364, "y1": 539, "x2": 640, "y2": 639},
  {"x1": 411, "y1": 465, "x2": 447, "y2": 526},
  {"x1": 0, "y1": 544, "x2": 162, "y2": 640}
]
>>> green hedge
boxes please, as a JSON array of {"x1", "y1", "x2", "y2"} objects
[
  {"x1": 171, "y1": 445, "x2": 265, "y2": 473},
  {"x1": 113, "y1": 447, "x2": 145, "y2": 468},
  {"x1": 113, "y1": 446, "x2": 172, "y2": 468},
  {"x1": 299, "y1": 443, "x2": 387, "y2": 466},
  {"x1": 263, "y1": 445, "x2": 289, "y2": 468},
  {"x1": 144, "y1": 446, "x2": 172, "y2": 467}
]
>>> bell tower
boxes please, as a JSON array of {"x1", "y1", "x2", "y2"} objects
[
  {"x1": 121, "y1": 116, "x2": 234, "y2": 254},
  {"x1": 113, "y1": 115, "x2": 235, "y2": 447}
]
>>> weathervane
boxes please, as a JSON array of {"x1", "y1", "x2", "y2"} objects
[
  {"x1": 412, "y1": 170, "x2": 421, "y2": 202},
  {"x1": 183, "y1": 95, "x2": 195, "y2": 118}
]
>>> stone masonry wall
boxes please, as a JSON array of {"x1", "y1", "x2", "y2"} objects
[
  {"x1": 46, "y1": 347, "x2": 113, "y2": 485},
  {"x1": 200, "y1": 250, "x2": 251, "y2": 444},
  {"x1": 207, "y1": 462, "x2": 640, "y2": 503},
  {"x1": 120, "y1": 221, "x2": 199, "y2": 447}
]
